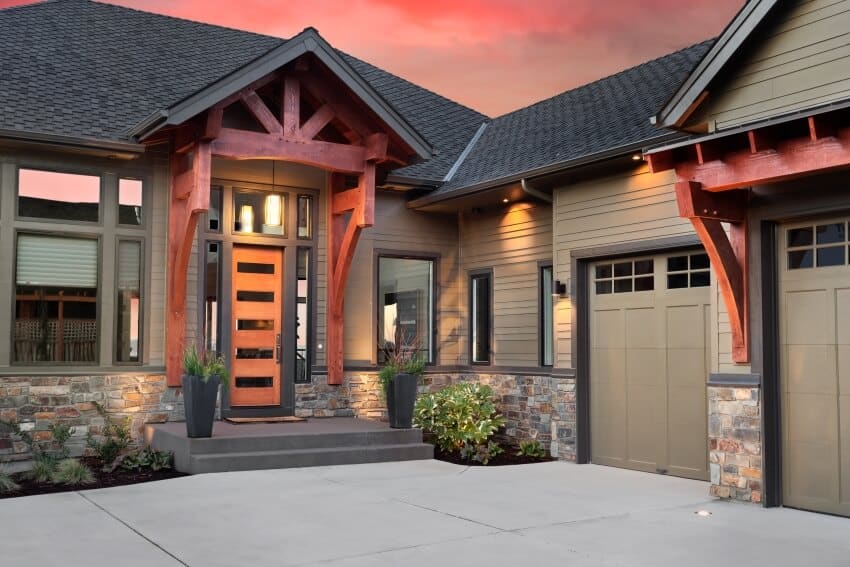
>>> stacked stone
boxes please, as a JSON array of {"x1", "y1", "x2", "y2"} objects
[{"x1": 708, "y1": 386, "x2": 762, "y2": 503}]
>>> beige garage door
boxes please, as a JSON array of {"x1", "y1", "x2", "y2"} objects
[
  {"x1": 780, "y1": 218, "x2": 850, "y2": 517},
  {"x1": 589, "y1": 250, "x2": 710, "y2": 480}
]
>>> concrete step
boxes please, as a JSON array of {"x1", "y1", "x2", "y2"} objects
[
  {"x1": 188, "y1": 443, "x2": 434, "y2": 474},
  {"x1": 185, "y1": 428, "x2": 423, "y2": 454}
]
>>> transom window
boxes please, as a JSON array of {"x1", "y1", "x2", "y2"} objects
[
  {"x1": 667, "y1": 253, "x2": 710, "y2": 289},
  {"x1": 594, "y1": 259, "x2": 653, "y2": 294},
  {"x1": 787, "y1": 221, "x2": 849, "y2": 270}
]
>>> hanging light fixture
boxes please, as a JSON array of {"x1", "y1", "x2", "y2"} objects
[
  {"x1": 265, "y1": 194, "x2": 282, "y2": 227},
  {"x1": 239, "y1": 205, "x2": 254, "y2": 233}
]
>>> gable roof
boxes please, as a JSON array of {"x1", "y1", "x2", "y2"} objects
[
  {"x1": 410, "y1": 39, "x2": 714, "y2": 206},
  {"x1": 652, "y1": 0, "x2": 780, "y2": 129},
  {"x1": 0, "y1": 0, "x2": 484, "y2": 179}
]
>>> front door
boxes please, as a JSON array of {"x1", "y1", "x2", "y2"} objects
[{"x1": 230, "y1": 245, "x2": 283, "y2": 406}]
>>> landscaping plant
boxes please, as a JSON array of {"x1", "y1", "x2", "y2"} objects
[
  {"x1": 460, "y1": 440, "x2": 504, "y2": 465},
  {"x1": 413, "y1": 382, "x2": 505, "y2": 454},
  {"x1": 86, "y1": 413, "x2": 132, "y2": 467},
  {"x1": 183, "y1": 344, "x2": 229, "y2": 386},
  {"x1": 516, "y1": 439, "x2": 548, "y2": 459},
  {"x1": 52, "y1": 458, "x2": 95, "y2": 486},
  {"x1": 0, "y1": 467, "x2": 19, "y2": 494},
  {"x1": 117, "y1": 447, "x2": 173, "y2": 473}
]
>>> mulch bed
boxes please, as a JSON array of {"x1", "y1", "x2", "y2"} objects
[
  {"x1": 0, "y1": 457, "x2": 187, "y2": 500},
  {"x1": 429, "y1": 440, "x2": 556, "y2": 466}
]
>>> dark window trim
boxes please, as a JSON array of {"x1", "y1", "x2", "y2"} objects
[
  {"x1": 468, "y1": 268, "x2": 493, "y2": 366},
  {"x1": 112, "y1": 236, "x2": 145, "y2": 366},
  {"x1": 294, "y1": 246, "x2": 314, "y2": 384},
  {"x1": 11, "y1": 229, "x2": 103, "y2": 367},
  {"x1": 538, "y1": 261, "x2": 554, "y2": 367},
  {"x1": 373, "y1": 250, "x2": 440, "y2": 366},
  {"x1": 761, "y1": 219, "x2": 782, "y2": 509},
  {"x1": 14, "y1": 165, "x2": 105, "y2": 226}
]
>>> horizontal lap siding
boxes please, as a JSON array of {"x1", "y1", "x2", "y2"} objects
[
  {"x1": 460, "y1": 202, "x2": 552, "y2": 367},
  {"x1": 343, "y1": 191, "x2": 460, "y2": 366},
  {"x1": 692, "y1": 0, "x2": 850, "y2": 130}
]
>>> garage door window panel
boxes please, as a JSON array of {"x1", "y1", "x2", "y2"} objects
[
  {"x1": 787, "y1": 222, "x2": 850, "y2": 270},
  {"x1": 595, "y1": 260, "x2": 653, "y2": 295},
  {"x1": 667, "y1": 253, "x2": 710, "y2": 289}
]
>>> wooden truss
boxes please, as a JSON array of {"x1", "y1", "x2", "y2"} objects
[
  {"x1": 164, "y1": 61, "x2": 391, "y2": 386},
  {"x1": 651, "y1": 111, "x2": 850, "y2": 363}
]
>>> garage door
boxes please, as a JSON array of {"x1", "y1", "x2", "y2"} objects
[
  {"x1": 780, "y1": 218, "x2": 850, "y2": 517},
  {"x1": 589, "y1": 250, "x2": 710, "y2": 480}
]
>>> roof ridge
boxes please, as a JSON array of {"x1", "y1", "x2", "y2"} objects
[{"x1": 489, "y1": 37, "x2": 717, "y2": 123}]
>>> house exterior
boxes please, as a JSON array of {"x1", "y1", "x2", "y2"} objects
[{"x1": 0, "y1": 0, "x2": 849, "y2": 517}]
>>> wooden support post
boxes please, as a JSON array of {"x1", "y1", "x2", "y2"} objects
[
  {"x1": 166, "y1": 141, "x2": 212, "y2": 386},
  {"x1": 676, "y1": 180, "x2": 749, "y2": 363}
]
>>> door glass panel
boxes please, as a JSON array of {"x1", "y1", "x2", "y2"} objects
[
  {"x1": 788, "y1": 250, "x2": 814, "y2": 270},
  {"x1": 634, "y1": 259, "x2": 653, "y2": 275},
  {"x1": 235, "y1": 377, "x2": 274, "y2": 388},
  {"x1": 613, "y1": 262, "x2": 633, "y2": 277},
  {"x1": 236, "y1": 291, "x2": 275, "y2": 302},
  {"x1": 204, "y1": 242, "x2": 220, "y2": 354},
  {"x1": 634, "y1": 276, "x2": 654, "y2": 291},
  {"x1": 817, "y1": 246, "x2": 845, "y2": 267},
  {"x1": 667, "y1": 255, "x2": 689, "y2": 272},
  {"x1": 690, "y1": 253, "x2": 710, "y2": 270},
  {"x1": 236, "y1": 319, "x2": 274, "y2": 331},
  {"x1": 237, "y1": 262, "x2": 275, "y2": 274},
  {"x1": 595, "y1": 280, "x2": 612, "y2": 295},
  {"x1": 668, "y1": 273, "x2": 689, "y2": 289},
  {"x1": 614, "y1": 278, "x2": 632, "y2": 293},
  {"x1": 816, "y1": 223, "x2": 845, "y2": 245},
  {"x1": 236, "y1": 348, "x2": 274, "y2": 359},
  {"x1": 115, "y1": 241, "x2": 141, "y2": 363},
  {"x1": 788, "y1": 227, "x2": 813, "y2": 247},
  {"x1": 690, "y1": 271, "x2": 711, "y2": 287},
  {"x1": 295, "y1": 248, "x2": 311, "y2": 383},
  {"x1": 207, "y1": 186, "x2": 223, "y2": 232},
  {"x1": 297, "y1": 195, "x2": 313, "y2": 239},
  {"x1": 595, "y1": 264, "x2": 612, "y2": 279}
]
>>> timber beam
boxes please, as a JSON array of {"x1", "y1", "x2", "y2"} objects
[{"x1": 676, "y1": 181, "x2": 749, "y2": 363}]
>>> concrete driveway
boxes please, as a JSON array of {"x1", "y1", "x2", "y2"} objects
[{"x1": 1, "y1": 461, "x2": 848, "y2": 566}]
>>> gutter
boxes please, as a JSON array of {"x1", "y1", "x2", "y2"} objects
[
  {"x1": 521, "y1": 178, "x2": 552, "y2": 203},
  {"x1": 408, "y1": 133, "x2": 685, "y2": 209},
  {"x1": 0, "y1": 128, "x2": 145, "y2": 157}
]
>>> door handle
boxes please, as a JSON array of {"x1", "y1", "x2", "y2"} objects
[{"x1": 275, "y1": 333, "x2": 281, "y2": 363}]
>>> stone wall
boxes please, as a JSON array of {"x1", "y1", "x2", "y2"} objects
[
  {"x1": 296, "y1": 371, "x2": 577, "y2": 461},
  {"x1": 708, "y1": 385, "x2": 762, "y2": 503},
  {"x1": 0, "y1": 374, "x2": 181, "y2": 465}
]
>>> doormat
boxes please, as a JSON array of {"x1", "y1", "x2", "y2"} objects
[{"x1": 225, "y1": 416, "x2": 307, "y2": 424}]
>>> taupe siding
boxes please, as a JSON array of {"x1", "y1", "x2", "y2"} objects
[
  {"x1": 343, "y1": 191, "x2": 460, "y2": 366},
  {"x1": 552, "y1": 164, "x2": 750, "y2": 375},
  {"x1": 458, "y1": 201, "x2": 552, "y2": 367},
  {"x1": 690, "y1": 0, "x2": 850, "y2": 131}
]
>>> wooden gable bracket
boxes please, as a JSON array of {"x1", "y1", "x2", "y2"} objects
[{"x1": 676, "y1": 180, "x2": 750, "y2": 363}]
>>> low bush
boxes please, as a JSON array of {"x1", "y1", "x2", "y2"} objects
[
  {"x1": 460, "y1": 440, "x2": 504, "y2": 465},
  {"x1": 117, "y1": 447, "x2": 173, "y2": 472},
  {"x1": 28, "y1": 458, "x2": 56, "y2": 483},
  {"x1": 0, "y1": 467, "x2": 19, "y2": 494},
  {"x1": 413, "y1": 382, "x2": 505, "y2": 453},
  {"x1": 516, "y1": 439, "x2": 548, "y2": 459},
  {"x1": 87, "y1": 414, "x2": 132, "y2": 466},
  {"x1": 53, "y1": 459, "x2": 95, "y2": 486}
]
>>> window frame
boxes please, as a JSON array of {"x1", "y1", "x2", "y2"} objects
[
  {"x1": 117, "y1": 177, "x2": 146, "y2": 229},
  {"x1": 113, "y1": 236, "x2": 145, "y2": 366},
  {"x1": 469, "y1": 268, "x2": 493, "y2": 366},
  {"x1": 539, "y1": 262, "x2": 554, "y2": 367},
  {"x1": 373, "y1": 251, "x2": 439, "y2": 366}
]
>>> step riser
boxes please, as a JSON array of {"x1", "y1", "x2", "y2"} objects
[
  {"x1": 188, "y1": 444, "x2": 434, "y2": 474},
  {"x1": 182, "y1": 429, "x2": 423, "y2": 454}
]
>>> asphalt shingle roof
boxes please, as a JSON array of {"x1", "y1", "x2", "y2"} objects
[
  {"x1": 436, "y1": 40, "x2": 714, "y2": 195},
  {"x1": 0, "y1": 0, "x2": 712, "y2": 197}
]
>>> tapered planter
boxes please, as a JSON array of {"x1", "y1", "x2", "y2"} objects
[
  {"x1": 182, "y1": 374, "x2": 221, "y2": 438},
  {"x1": 387, "y1": 373, "x2": 418, "y2": 429}
]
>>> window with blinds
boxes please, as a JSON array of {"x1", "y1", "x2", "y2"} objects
[
  {"x1": 14, "y1": 234, "x2": 99, "y2": 363},
  {"x1": 116, "y1": 241, "x2": 141, "y2": 363}
]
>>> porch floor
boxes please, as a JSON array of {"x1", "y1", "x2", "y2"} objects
[{"x1": 145, "y1": 418, "x2": 433, "y2": 474}]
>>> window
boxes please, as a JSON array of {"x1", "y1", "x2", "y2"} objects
[
  {"x1": 207, "y1": 186, "x2": 223, "y2": 232},
  {"x1": 203, "y1": 242, "x2": 221, "y2": 355},
  {"x1": 118, "y1": 178, "x2": 143, "y2": 226},
  {"x1": 18, "y1": 169, "x2": 101, "y2": 222},
  {"x1": 787, "y1": 221, "x2": 849, "y2": 270},
  {"x1": 540, "y1": 265, "x2": 554, "y2": 367},
  {"x1": 594, "y1": 259, "x2": 653, "y2": 294},
  {"x1": 667, "y1": 252, "x2": 711, "y2": 288},
  {"x1": 377, "y1": 256, "x2": 434, "y2": 363},
  {"x1": 297, "y1": 195, "x2": 313, "y2": 239},
  {"x1": 470, "y1": 272, "x2": 491, "y2": 364},
  {"x1": 115, "y1": 241, "x2": 142, "y2": 363},
  {"x1": 233, "y1": 188, "x2": 286, "y2": 236},
  {"x1": 14, "y1": 234, "x2": 98, "y2": 363},
  {"x1": 295, "y1": 248, "x2": 311, "y2": 383}
]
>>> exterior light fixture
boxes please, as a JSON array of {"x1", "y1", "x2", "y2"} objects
[
  {"x1": 263, "y1": 194, "x2": 284, "y2": 234},
  {"x1": 502, "y1": 198, "x2": 510, "y2": 203},
  {"x1": 239, "y1": 205, "x2": 254, "y2": 233},
  {"x1": 553, "y1": 279, "x2": 567, "y2": 298},
  {"x1": 632, "y1": 154, "x2": 642, "y2": 161}
]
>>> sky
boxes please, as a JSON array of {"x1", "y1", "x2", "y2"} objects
[{"x1": 1, "y1": 0, "x2": 743, "y2": 117}]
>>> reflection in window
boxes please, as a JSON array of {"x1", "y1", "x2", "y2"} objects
[
  {"x1": 295, "y1": 248, "x2": 311, "y2": 383},
  {"x1": 118, "y1": 178, "x2": 143, "y2": 226},
  {"x1": 18, "y1": 169, "x2": 100, "y2": 222},
  {"x1": 233, "y1": 189, "x2": 286, "y2": 236},
  {"x1": 378, "y1": 257, "x2": 434, "y2": 363},
  {"x1": 207, "y1": 186, "x2": 223, "y2": 232},
  {"x1": 15, "y1": 234, "x2": 98, "y2": 363},
  {"x1": 116, "y1": 241, "x2": 141, "y2": 362},
  {"x1": 787, "y1": 221, "x2": 849, "y2": 270},
  {"x1": 541, "y1": 266, "x2": 554, "y2": 367},
  {"x1": 298, "y1": 195, "x2": 313, "y2": 239},
  {"x1": 471, "y1": 273, "x2": 491, "y2": 364},
  {"x1": 204, "y1": 242, "x2": 221, "y2": 355}
]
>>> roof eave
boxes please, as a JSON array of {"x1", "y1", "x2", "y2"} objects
[
  {"x1": 653, "y1": 0, "x2": 780, "y2": 129},
  {"x1": 0, "y1": 128, "x2": 145, "y2": 158},
  {"x1": 130, "y1": 29, "x2": 433, "y2": 160}
]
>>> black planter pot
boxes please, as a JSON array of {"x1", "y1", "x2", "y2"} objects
[
  {"x1": 388, "y1": 373, "x2": 418, "y2": 429},
  {"x1": 182, "y1": 374, "x2": 221, "y2": 438}
]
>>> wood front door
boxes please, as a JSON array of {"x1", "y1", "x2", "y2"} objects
[{"x1": 230, "y1": 245, "x2": 283, "y2": 407}]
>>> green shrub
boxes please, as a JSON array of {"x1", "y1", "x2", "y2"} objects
[
  {"x1": 183, "y1": 344, "x2": 229, "y2": 386},
  {"x1": 118, "y1": 447, "x2": 173, "y2": 472},
  {"x1": 460, "y1": 440, "x2": 504, "y2": 465},
  {"x1": 414, "y1": 382, "x2": 505, "y2": 452},
  {"x1": 53, "y1": 459, "x2": 95, "y2": 486},
  {"x1": 0, "y1": 467, "x2": 20, "y2": 494},
  {"x1": 28, "y1": 456, "x2": 57, "y2": 483},
  {"x1": 516, "y1": 439, "x2": 548, "y2": 459},
  {"x1": 46, "y1": 423, "x2": 74, "y2": 460},
  {"x1": 87, "y1": 416, "x2": 132, "y2": 466}
]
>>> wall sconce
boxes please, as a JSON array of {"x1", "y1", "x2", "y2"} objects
[
  {"x1": 263, "y1": 194, "x2": 284, "y2": 235},
  {"x1": 239, "y1": 205, "x2": 254, "y2": 233},
  {"x1": 553, "y1": 279, "x2": 568, "y2": 298}
]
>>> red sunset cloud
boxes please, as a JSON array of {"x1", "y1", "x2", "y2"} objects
[{"x1": 1, "y1": 0, "x2": 742, "y2": 116}]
